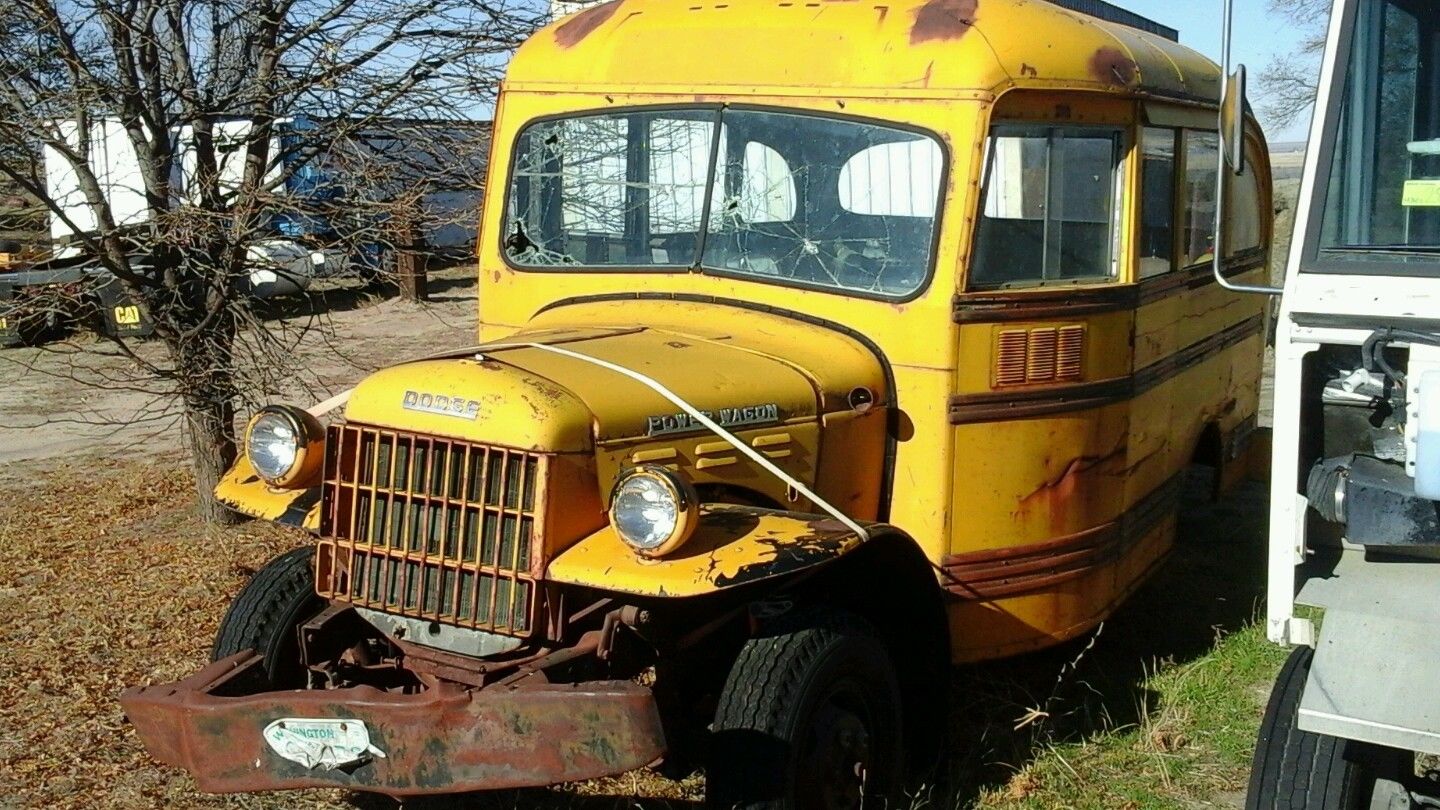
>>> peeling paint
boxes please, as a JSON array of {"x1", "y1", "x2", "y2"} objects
[
  {"x1": 554, "y1": 0, "x2": 622, "y2": 48},
  {"x1": 1089, "y1": 46, "x2": 1138, "y2": 86},
  {"x1": 910, "y1": 0, "x2": 977, "y2": 44}
]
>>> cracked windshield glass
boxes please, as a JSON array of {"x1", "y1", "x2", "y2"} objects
[{"x1": 504, "y1": 108, "x2": 943, "y2": 297}]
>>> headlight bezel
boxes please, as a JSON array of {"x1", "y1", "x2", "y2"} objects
[
  {"x1": 244, "y1": 405, "x2": 325, "y2": 489},
  {"x1": 608, "y1": 465, "x2": 699, "y2": 558}
]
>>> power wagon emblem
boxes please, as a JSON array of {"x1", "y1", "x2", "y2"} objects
[{"x1": 402, "y1": 390, "x2": 482, "y2": 420}]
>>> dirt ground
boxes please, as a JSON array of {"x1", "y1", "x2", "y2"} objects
[
  {"x1": 0, "y1": 264, "x2": 1281, "y2": 809},
  {"x1": 0, "y1": 266, "x2": 481, "y2": 465}
]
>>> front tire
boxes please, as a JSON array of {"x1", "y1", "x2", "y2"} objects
[
  {"x1": 708, "y1": 608, "x2": 903, "y2": 809},
  {"x1": 1247, "y1": 647, "x2": 1385, "y2": 810},
  {"x1": 212, "y1": 546, "x2": 323, "y2": 688}
]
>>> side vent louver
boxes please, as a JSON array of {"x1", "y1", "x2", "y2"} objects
[{"x1": 994, "y1": 325, "x2": 1087, "y2": 387}]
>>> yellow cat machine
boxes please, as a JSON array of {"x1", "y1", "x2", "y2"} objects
[{"x1": 121, "y1": 0, "x2": 1272, "y2": 804}]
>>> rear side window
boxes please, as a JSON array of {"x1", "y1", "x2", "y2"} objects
[
  {"x1": 971, "y1": 126, "x2": 1123, "y2": 289},
  {"x1": 1182, "y1": 131, "x2": 1220, "y2": 267},
  {"x1": 1139, "y1": 127, "x2": 1178, "y2": 278}
]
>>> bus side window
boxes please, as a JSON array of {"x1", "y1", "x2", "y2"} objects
[
  {"x1": 1182, "y1": 130, "x2": 1220, "y2": 267},
  {"x1": 971, "y1": 125, "x2": 1123, "y2": 289},
  {"x1": 1140, "y1": 127, "x2": 1179, "y2": 278},
  {"x1": 1225, "y1": 145, "x2": 1264, "y2": 257}
]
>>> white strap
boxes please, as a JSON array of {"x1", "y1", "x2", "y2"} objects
[
  {"x1": 306, "y1": 389, "x2": 352, "y2": 417},
  {"x1": 479, "y1": 342, "x2": 871, "y2": 541}
]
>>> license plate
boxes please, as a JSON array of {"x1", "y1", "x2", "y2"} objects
[{"x1": 262, "y1": 718, "x2": 387, "y2": 771}]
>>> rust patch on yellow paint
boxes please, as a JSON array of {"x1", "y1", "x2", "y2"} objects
[
  {"x1": 1090, "y1": 47, "x2": 1138, "y2": 86},
  {"x1": 555, "y1": 0, "x2": 622, "y2": 48},
  {"x1": 910, "y1": 0, "x2": 977, "y2": 44}
]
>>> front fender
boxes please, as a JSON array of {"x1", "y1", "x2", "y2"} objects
[
  {"x1": 214, "y1": 454, "x2": 322, "y2": 530},
  {"x1": 546, "y1": 504, "x2": 880, "y2": 598}
]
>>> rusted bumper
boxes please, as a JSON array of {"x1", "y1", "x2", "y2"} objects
[{"x1": 119, "y1": 652, "x2": 667, "y2": 796}]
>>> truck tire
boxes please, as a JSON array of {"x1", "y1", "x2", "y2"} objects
[
  {"x1": 1246, "y1": 646, "x2": 1376, "y2": 810},
  {"x1": 211, "y1": 546, "x2": 323, "y2": 688},
  {"x1": 708, "y1": 608, "x2": 903, "y2": 809}
]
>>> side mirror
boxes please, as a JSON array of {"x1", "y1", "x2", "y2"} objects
[{"x1": 1221, "y1": 64, "x2": 1248, "y2": 175}]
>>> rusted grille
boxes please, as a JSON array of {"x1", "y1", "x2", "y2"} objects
[
  {"x1": 319, "y1": 423, "x2": 543, "y2": 636},
  {"x1": 994, "y1": 325, "x2": 1086, "y2": 387},
  {"x1": 995, "y1": 330, "x2": 1030, "y2": 386},
  {"x1": 1026, "y1": 328, "x2": 1059, "y2": 383},
  {"x1": 1057, "y1": 325, "x2": 1085, "y2": 379}
]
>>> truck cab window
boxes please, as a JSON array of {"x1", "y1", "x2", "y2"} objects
[
  {"x1": 1315, "y1": 0, "x2": 1440, "y2": 266},
  {"x1": 1140, "y1": 127, "x2": 1179, "y2": 278},
  {"x1": 970, "y1": 126, "x2": 1122, "y2": 288}
]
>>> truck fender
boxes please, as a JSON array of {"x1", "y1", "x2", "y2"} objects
[
  {"x1": 546, "y1": 504, "x2": 890, "y2": 598},
  {"x1": 214, "y1": 455, "x2": 322, "y2": 530}
]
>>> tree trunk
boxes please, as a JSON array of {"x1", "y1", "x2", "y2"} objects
[
  {"x1": 184, "y1": 393, "x2": 243, "y2": 525},
  {"x1": 167, "y1": 271, "x2": 244, "y2": 526}
]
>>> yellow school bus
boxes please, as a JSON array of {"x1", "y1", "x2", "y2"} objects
[{"x1": 121, "y1": 0, "x2": 1272, "y2": 805}]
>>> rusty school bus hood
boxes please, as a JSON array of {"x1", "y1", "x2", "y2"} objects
[
  {"x1": 342, "y1": 318, "x2": 875, "y2": 450},
  {"x1": 216, "y1": 312, "x2": 886, "y2": 527}
]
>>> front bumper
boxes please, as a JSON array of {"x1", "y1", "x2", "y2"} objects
[{"x1": 119, "y1": 652, "x2": 667, "y2": 796}]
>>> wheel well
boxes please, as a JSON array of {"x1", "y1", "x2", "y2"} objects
[
  {"x1": 790, "y1": 534, "x2": 949, "y2": 767},
  {"x1": 1190, "y1": 421, "x2": 1225, "y2": 499},
  {"x1": 1192, "y1": 421, "x2": 1222, "y2": 468}
]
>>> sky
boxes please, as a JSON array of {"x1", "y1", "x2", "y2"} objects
[{"x1": 1120, "y1": 1, "x2": 1319, "y2": 143}]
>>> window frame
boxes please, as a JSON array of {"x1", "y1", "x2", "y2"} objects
[
  {"x1": 968, "y1": 122, "x2": 1129, "y2": 291},
  {"x1": 498, "y1": 103, "x2": 952, "y2": 304}
]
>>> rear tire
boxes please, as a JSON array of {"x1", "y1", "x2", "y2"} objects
[
  {"x1": 708, "y1": 608, "x2": 903, "y2": 809},
  {"x1": 212, "y1": 546, "x2": 323, "y2": 688},
  {"x1": 1246, "y1": 646, "x2": 1381, "y2": 810}
]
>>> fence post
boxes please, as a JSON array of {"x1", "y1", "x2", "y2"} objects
[{"x1": 393, "y1": 208, "x2": 427, "y2": 302}]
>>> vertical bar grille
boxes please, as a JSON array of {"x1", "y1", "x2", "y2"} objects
[
  {"x1": 1057, "y1": 325, "x2": 1085, "y2": 379},
  {"x1": 994, "y1": 325, "x2": 1087, "y2": 387},
  {"x1": 995, "y1": 330, "x2": 1030, "y2": 386},
  {"x1": 318, "y1": 423, "x2": 543, "y2": 637}
]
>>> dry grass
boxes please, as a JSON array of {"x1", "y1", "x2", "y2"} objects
[
  {"x1": 0, "y1": 457, "x2": 1287, "y2": 810},
  {"x1": 0, "y1": 457, "x2": 708, "y2": 810}
]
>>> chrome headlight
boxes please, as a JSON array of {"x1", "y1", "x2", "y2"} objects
[
  {"x1": 244, "y1": 405, "x2": 324, "y2": 488},
  {"x1": 609, "y1": 466, "x2": 699, "y2": 558}
]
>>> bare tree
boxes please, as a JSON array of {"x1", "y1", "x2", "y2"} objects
[
  {"x1": 1261, "y1": 0, "x2": 1331, "y2": 130},
  {"x1": 0, "y1": 0, "x2": 539, "y2": 521}
]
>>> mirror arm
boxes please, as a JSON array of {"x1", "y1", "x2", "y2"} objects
[{"x1": 1215, "y1": 0, "x2": 1284, "y2": 296}]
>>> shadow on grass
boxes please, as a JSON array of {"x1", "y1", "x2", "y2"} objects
[
  {"x1": 339, "y1": 470, "x2": 1269, "y2": 809},
  {"x1": 937, "y1": 469, "x2": 1270, "y2": 806}
]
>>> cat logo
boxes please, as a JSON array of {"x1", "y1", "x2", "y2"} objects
[{"x1": 113, "y1": 305, "x2": 144, "y2": 327}]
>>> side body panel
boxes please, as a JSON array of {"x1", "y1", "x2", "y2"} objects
[{"x1": 944, "y1": 92, "x2": 1270, "y2": 661}]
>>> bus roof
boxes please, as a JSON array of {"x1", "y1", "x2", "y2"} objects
[{"x1": 508, "y1": 0, "x2": 1221, "y2": 104}]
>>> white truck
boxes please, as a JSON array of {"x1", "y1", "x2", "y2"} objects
[
  {"x1": 1, "y1": 115, "x2": 487, "y2": 345},
  {"x1": 1245, "y1": 0, "x2": 1440, "y2": 807}
]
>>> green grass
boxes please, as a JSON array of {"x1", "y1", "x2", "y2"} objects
[
  {"x1": 931, "y1": 475, "x2": 1294, "y2": 810},
  {"x1": 960, "y1": 623, "x2": 1288, "y2": 809}
]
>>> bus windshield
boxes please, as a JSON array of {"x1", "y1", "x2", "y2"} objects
[
  {"x1": 503, "y1": 107, "x2": 944, "y2": 298},
  {"x1": 1313, "y1": 0, "x2": 1440, "y2": 271}
]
